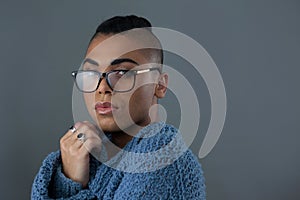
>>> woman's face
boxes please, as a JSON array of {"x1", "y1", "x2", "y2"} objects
[{"x1": 82, "y1": 34, "x2": 161, "y2": 133}]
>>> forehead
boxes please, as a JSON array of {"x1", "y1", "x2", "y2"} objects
[{"x1": 85, "y1": 30, "x2": 161, "y2": 67}]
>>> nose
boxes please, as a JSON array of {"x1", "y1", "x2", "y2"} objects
[{"x1": 97, "y1": 75, "x2": 112, "y2": 94}]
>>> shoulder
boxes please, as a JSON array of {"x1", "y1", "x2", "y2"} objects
[
  {"x1": 175, "y1": 149, "x2": 206, "y2": 199},
  {"x1": 175, "y1": 149, "x2": 204, "y2": 175}
]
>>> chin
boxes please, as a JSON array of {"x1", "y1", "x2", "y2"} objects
[{"x1": 96, "y1": 116, "x2": 122, "y2": 133}]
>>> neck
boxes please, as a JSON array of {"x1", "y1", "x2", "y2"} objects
[
  {"x1": 104, "y1": 119, "x2": 160, "y2": 159},
  {"x1": 110, "y1": 131, "x2": 133, "y2": 148},
  {"x1": 104, "y1": 124, "x2": 141, "y2": 159},
  {"x1": 109, "y1": 123, "x2": 144, "y2": 148}
]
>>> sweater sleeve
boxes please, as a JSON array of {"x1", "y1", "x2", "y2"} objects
[
  {"x1": 31, "y1": 151, "x2": 97, "y2": 200},
  {"x1": 48, "y1": 164, "x2": 83, "y2": 198},
  {"x1": 178, "y1": 150, "x2": 206, "y2": 200}
]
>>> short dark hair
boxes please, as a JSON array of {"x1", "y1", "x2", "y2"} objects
[
  {"x1": 89, "y1": 15, "x2": 163, "y2": 64},
  {"x1": 92, "y1": 15, "x2": 151, "y2": 36}
]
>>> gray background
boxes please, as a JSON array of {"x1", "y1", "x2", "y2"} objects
[{"x1": 0, "y1": 0, "x2": 299, "y2": 199}]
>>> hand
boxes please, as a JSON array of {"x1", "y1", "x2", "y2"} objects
[{"x1": 60, "y1": 121, "x2": 102, "y2": 188}]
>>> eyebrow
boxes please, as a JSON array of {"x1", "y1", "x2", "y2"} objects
[
  {"x1": 82, "y1": 58, "x2": 99, "y2": 66},
  {"x1": 110, "y1": 58, "x2": 139, "y2": 66},
  {"x1": 82, "y1": 58, "x2": 139, "y2": 68}
]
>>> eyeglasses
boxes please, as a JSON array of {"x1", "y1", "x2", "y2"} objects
[{"x1": 71, "y1": 68, "x2": 161, "y2": 93}]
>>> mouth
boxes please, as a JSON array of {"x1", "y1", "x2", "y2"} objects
[{"x1": 95, "y1": 102, "x2": 117, "y2": 115}]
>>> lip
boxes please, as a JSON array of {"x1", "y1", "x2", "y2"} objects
[{"x1": 95, "y1": 102, "x2": 117, "y2": 115}]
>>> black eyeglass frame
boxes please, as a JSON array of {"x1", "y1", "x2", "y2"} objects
[{"x1": 71, "y1": 67, "x2": 161, "y2": 93}]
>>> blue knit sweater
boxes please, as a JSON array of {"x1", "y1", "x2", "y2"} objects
[{"x1": 31, "y1": 122, "x2": 206, "y2": 199}]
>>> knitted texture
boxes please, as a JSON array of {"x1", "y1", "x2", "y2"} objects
[{"x1": 31, "y1": 122, "x2": 206, "y2": 199}]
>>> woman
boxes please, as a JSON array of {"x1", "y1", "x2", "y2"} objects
[{"x1": 31, "y1": 15, "x2": 206, "y2": 199}]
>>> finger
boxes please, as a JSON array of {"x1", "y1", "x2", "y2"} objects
[
  {"x1": 67, "y1": 141, "x2": 82, "y2": 156},
  {"x1": 67, "y1": 122, "x2": 90, "y2": 142},
  {"x1": 74, "y1": 123, "x2": 101, "y2": 141},
  {"x1": 83, "y1": 135, "x2": 102, "y2": 149},
  {"x1": 69, "y1": 125, "x2": 77, "y2": 133},
  {"x1": 62, "y1": 133, "x2": 87, "y2": 156},
  {"x1": 61, "y1": 123, "x2": 86, "y2": 150},
  {"x1": 62, "y1": 121, "x2": 102, "y2": 151},
  {"x1": 61, "y1": 123, "x2": 81, "y2": 142},
  {"x1": 82, "y1": 136, "x2": 102, "y2": 159},
  {"x1": 81, "y1": 121, "x2": 104, "y2": 137}
]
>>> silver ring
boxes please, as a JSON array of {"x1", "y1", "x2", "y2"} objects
[
  {"x1": 77, "y1": 133, "x2": 86, "y2": 142},
  {"x1": 69, "y1": 125, "x2": 77, "y2": 133}
]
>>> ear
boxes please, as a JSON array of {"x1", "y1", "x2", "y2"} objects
[{"x1": 155, "y1": 73, "x2": 168, "y2": 98}]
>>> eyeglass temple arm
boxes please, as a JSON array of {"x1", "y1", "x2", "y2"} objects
[{"x1": 135, "y1": 68, "x2": 161, "y2": 75}]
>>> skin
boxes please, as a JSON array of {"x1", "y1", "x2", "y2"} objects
[{"x1": 60, "y1": 33, "x2": 168, "y2": 187}]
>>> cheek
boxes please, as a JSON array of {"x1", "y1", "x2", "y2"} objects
[
  {"x1": 84, "y1": 93, "x2": 93, "y2": 108},
  {"x1": 83, "y1": 93, "x2": 96, "y2": 119},
  {"x1": 128, "y1": 85, "x2": 155, "y2": 117}
]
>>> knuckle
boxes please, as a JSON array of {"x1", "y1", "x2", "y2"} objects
[
  {"x1": 69, "y1": 145, "x2": 79, "y2": 156},
  {"x1": 78, "y1": 149, "x2": 89, "y2": 159},
  {"x1": 84, "y1": 140, "x2": 93, "y2": 148},
  {"x1": 84, "y1": 139, "x2": 101, "y2": 151},
  {"x1": 74, "y1": 121, "x2": 82, "y2": 129},
  {"x1": 60, "y1": 138, "x2": 65, "y2": 147}
]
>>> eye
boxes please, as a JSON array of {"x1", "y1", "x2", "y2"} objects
[
  {"x1": 114, "y1": 70, "x2": 129, "y2": 76},
  {"x1": 117, "y1": 70, "x2": 126, "y2": 75}
]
